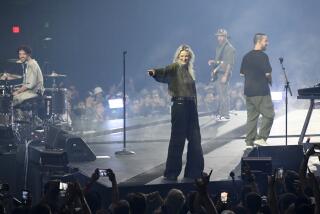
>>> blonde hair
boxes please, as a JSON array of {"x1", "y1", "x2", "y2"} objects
[{"x1": 172, "y1": 44, "x2": 195, "y2": 80}]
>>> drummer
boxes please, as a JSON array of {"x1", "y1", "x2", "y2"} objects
[{"x1": 12, "y1": 45, "x2": 44, "y2": 106}]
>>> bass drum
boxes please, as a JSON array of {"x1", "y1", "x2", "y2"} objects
[
  {"x1": 43, "y1": 88, "x2": 67, "y2": 114},
  {"x1": 0, "y1": 114, "x2": 11, "y2": 127}
]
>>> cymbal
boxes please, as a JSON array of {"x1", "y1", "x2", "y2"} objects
[
  {"x1": 45, "y1": 72, "x2": 67, "y2": 78},
  {"x1": 0, "y1": 72, "x2": 22, "y2": 80},
  {"x1": 7, "y1": 59, "x2": 22, "y2": 64}
]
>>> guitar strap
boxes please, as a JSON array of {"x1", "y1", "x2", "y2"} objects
[
  {"x1": 216, "y1": 42, "x2": 227, "y2": 65},
  {"x1": 210, "y1": 42, "x2": 228, "y2": 82}
]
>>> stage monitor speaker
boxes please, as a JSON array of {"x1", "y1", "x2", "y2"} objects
[
  {"x1": 46, "y1": 125, "x2": 68, "y2": 149},
  {"x1": 47, "y1": 126, "x2": 96, "y2": 162},
  {"x1": 40, "y1": 149, "x2": 69, "y2": 166},
  {"x1": 27, "y1": 143, "x2": 69, "y2": 167},
  {"x1": 241, "y1": 156, "x2": 272, "y2": 195},
  {"x1": 241, "y1": 157, "x2": 272, "y2": 177},
  {"x1": 247, "y1": 145, "x2": 303, "y2": 172}
]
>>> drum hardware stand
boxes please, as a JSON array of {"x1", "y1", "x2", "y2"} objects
[
  {"x1": 11, "y1": 102, "x2": 22, "y2": 142},
  {"x1": 50, "y1": 76, "x2": 63, "y2": 126},
  {"x1": 42, "y1": 99, "x2": 54, "y2": 149},
  {"x1": 23, "y1": 139, "x2": 33, "y2": 190}
]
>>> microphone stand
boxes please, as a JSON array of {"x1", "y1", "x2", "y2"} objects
[
  {"x1": 279, "y1": 58, "x2": 292, "y2": 146},
  {"x1": 115, "y1": 51, "x2": 135, "y2": 155},
  {"x1": 229, "y1": 171, "x2": 238, "y2": 202}
]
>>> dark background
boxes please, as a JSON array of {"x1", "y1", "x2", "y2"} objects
[{"x1": 1, "y1": 0, "x2": 319, "y2": 97}]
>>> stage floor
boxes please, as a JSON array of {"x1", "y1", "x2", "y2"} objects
[{"x1": 69, "y1": 108, "x2": 320, "y2": 187}]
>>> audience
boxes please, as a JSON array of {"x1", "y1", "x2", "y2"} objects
[
  {"x1": 69, "y1": 81, "x2": 246, "y2": 124},
  {"x1": 1, "y1": 144, "x2": 320, "y2": 213}
]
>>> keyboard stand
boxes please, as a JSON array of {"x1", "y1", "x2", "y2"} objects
[{"x1": 297, "y1": 95, "x2": 319, "y2": 144}]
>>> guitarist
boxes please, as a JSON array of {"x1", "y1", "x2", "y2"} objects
[{"x1": 208, "y1": 29, "x2": 235, "y2": 121}]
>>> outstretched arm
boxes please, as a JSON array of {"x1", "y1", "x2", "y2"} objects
[{"x1": 147, "y1": 64, "x2": 176, "y2": 83}]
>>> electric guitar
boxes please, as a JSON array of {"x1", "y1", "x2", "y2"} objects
[{"x1": 210, "y1": 61, "x2": 224, "y2": 82}]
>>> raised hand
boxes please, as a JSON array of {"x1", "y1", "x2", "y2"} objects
[
  {"x1": 195, "y1": 170, "x2": 212, "y2": 194},
  {"x1": 107, "y1": 168, "x2": 116, "y2": 183},
  {"x1": 306, "y1": 144, "x2": 316, "y2": 157},
  {"x1": 91, "y1": 168, "x2": 100, "y2": 181}
]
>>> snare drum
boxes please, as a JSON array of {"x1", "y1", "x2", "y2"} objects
[
  {"x1": 0, "y1": 85, "x2": 13, "y2": 96},
  {"x1": 44, "y1": 88, "x2": 67, "y2": 114}
]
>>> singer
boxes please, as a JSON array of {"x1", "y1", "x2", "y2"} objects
[
  {"x1": 148, "y1": 44, "x2": 204, "y2": 181},
  {"x1": 240, "y1": 33, "x2": 275, "y2": 148}
]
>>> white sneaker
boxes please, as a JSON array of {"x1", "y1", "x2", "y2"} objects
[
  {"x1": 217, "y1": 116, "x2": 230, "y2": 122},
  {"x1": 245, "y1": 145, "x2": 254, "y2": 150},
  {"x1": 254, "y1": 139, "x2": 268, "y2": 146}
]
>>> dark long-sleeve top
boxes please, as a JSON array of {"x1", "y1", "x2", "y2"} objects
[{"x1": 153, "y1": 63, "x2": 197, "y2": 98}]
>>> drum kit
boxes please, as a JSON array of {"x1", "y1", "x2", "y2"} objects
[
  {"x1": 0, "y1": 69, "x2": 69, "y2": 142},
  {"x1": 0, "y1": 72, "x2": 22, "y2": 126}
]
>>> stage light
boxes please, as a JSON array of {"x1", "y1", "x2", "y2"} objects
[
  {"x1": 12, "y1": 25, "x2": 20, "y2": 34},
  {"x1": 271, "y1": 91, "x2": 283, "y2": 101},
  {"x1": 108, "y1": 98, "x2": 124, "y2": 109}
]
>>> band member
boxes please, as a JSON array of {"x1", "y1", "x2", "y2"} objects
[
  {"x1": 208, "y1": 29, "x2": 235, "y2": 121},
  {"x1": 148, "y1": 44, "x2": 204, "y2": 181},
  {"x1": 13, "y1": 45, "x2": 44, "y2": 106},
  {"x1": 240, "y1": 33, "x2": 275, "y2": 147}
]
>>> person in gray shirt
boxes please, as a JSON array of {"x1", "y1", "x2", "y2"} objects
[
  {"x1": 208, "y1": 29, "x2": 235, "y2": 121},
  {"x1": 13, "y1": 45, "x2": 44, "y2": 106}
]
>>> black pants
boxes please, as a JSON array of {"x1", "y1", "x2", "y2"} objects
[{"x1": 164, "y1": 99, "x2": 204, "y2": 178}]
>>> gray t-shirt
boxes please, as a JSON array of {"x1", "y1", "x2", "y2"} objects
[{"x1": 215, "y1": 41, "x2": 236, "y2": 71}]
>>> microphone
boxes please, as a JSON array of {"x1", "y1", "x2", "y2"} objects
[
  {"x1": 279, "y1": 57, "x2": 284, "y2": 64},
  {"x1": 123, "y1": 51, "x2": 127, "y2": 55}
]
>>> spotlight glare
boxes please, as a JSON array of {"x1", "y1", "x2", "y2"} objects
[{"x1": 271, "y1": 91, "x2": 283, "y2": 101}]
